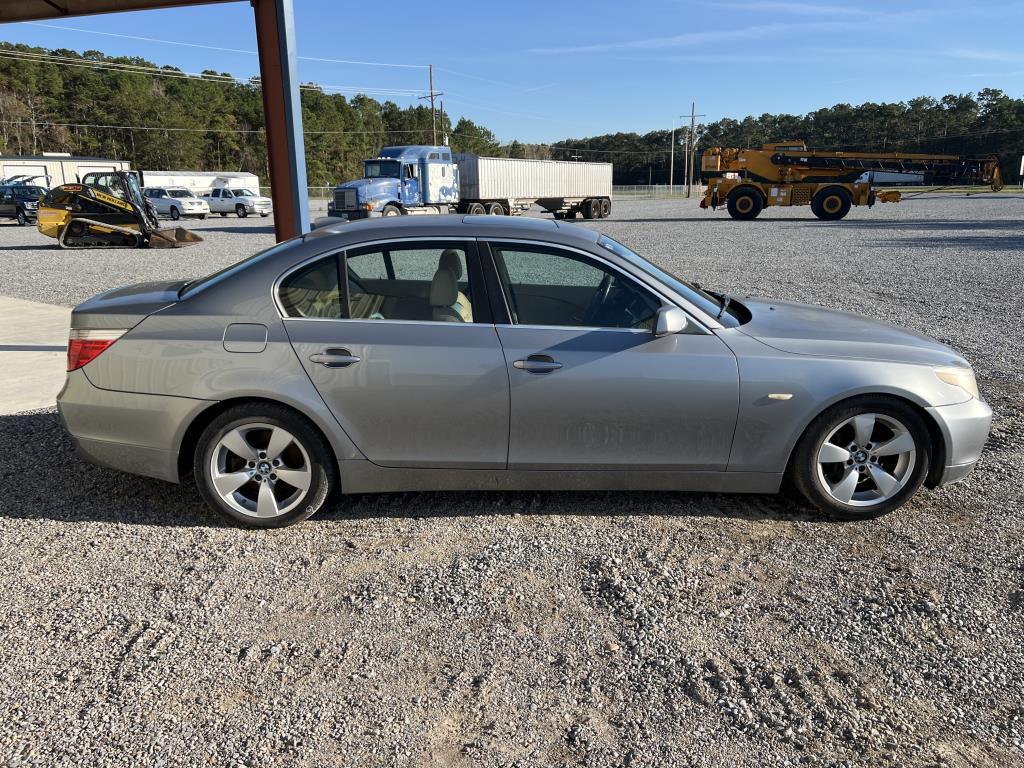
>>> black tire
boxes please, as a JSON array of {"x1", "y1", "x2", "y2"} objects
[
  {"x1": 599, "y1": 198, "x2": 611, "y2": 218},
  {"x1": 260, "y1": 213, "x2": 270, "y2": 218},
  {"x1": 194, "y1": 403, "x2": 336, "y2": 528},
  {"x1": 16, "y1": 208, "x2": 28, "y2": 226},
  {"x1": 220, "y1": 212, "x2": 228, "y2": 217},
  {"x1": 552, "y1": 211, "x2": 565, "y2": 220},
  {"x1": 236, "y1": 204, "x2": 248, "y2": 218},
  {"x1": 790, "y1": 395, "x2": 931, "y2": 520},
  {"x1": 466, "y1": 202, "x2": 486, "y2": 215},
  {"x1": 381, "y1": 204, "x2": 403, "y2": 217},
  {"x1": 170, "y1": 206, "x2": 181, "y2": 221},
  {"x1": 486, "y1": 202, "x2": 505, "y2": 215},
  {"x1": 581, "y1": 199, "x2": 597, "y2": 219},
  {"x1": 199, "y1": 214, "x2": 208, "y2": 220},
  {"x1": 812, "y1": 187, "x2": 852, "y2": 220},
  {"x1": 562, "y1": 209, "x2": 578, "y2": 220},
  {"x1": 726, "y1": 188, "x2": 763, "y2": 220}
]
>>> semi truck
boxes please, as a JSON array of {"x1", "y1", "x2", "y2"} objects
[
  {"x1": 327, "y1": 146, "x2": 613, "y2": 220},
  {"x1": 700, "y1": 140, "x2": 1003, "y2": 220}
]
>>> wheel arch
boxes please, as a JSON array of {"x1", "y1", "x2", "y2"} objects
[
  {"x1": 176, "y1": 395, "x2": 343, "y2": 482},
  {"x1": 728, "y1": 183, "x2": 768, "y2": 205},
  {"x1": 781, "y1": 390, "x2": 947, "y2": 487}
]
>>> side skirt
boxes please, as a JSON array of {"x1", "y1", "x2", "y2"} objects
[{"x1": 339, "y1": 460, "x2": 782, "y2": 495}]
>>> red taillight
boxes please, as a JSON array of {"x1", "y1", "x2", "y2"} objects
[{"x1": 67, "y1": 329, "x2": 126, "y2": 371}]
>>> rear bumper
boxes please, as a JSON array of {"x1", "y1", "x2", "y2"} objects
[
  {"x1": 925, "y1": 397, "x2": 992, "y2": 486},
  {"x1": 57, "y1": 369, "x2": 212, "y2": 483}
]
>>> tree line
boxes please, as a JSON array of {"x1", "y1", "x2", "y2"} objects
[
  {"x1": 1, "y1": 43, "x2": 1020, "y2": 186},
  {"x1": 549, "y1": 91, "x2": 1024, "y2": 184}
]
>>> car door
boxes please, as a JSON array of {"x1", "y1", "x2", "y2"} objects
[
  {"x1": 281, "y1": 239, "x2": 510, "y2": 469},
  {"x1": 484, "y1": 240, "x2": 739, "y2": 471},
  {"x1": 0, "y1": 187, "x2": 11, "y2": 217}
]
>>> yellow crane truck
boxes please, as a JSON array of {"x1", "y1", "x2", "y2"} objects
[{"x1": 700, "y1": 141, "x2": 1003, "y2": 220}]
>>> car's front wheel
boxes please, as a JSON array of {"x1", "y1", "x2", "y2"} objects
[
  {"x1": 16, "y1": 208, "x2": 28, "y2": 226},
  {"x1": 791, "y1": 396, "x2": 930, "y2": 519},
  {"x1": 194, "y1": 404, "x2": 335, "y2": 527}
]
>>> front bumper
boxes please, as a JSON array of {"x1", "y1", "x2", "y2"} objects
[
  {"x1": 326, "y1": 206, "x2": 373, "y2": 220},
  {"x1": 57, "y1": 369, "x2": 212, "y2": 483},
  {"x1": 925, "y1": 396, "x2": 992, "y2": 486}
]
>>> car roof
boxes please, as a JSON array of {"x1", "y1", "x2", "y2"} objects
[{"x1": 305, "y1": 214, "x2": 600, "y2": 249}]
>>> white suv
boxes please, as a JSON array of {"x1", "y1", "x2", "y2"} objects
[{"x1": 144, "y1": 187, "x2": 210, "y2": 220}]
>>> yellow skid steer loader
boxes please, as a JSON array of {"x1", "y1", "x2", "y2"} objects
[{"x1": 37, "y1": 171, "x2": 202, "y2": 249}]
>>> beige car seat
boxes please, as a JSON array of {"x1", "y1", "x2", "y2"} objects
[
  {"x1": 430, "y1": 269, "x2": 470, "y2": 322},
  {"x1": 438, "y1": 249, "x2": 472, "y2": 322}
]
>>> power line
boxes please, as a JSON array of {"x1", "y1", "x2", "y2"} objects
[
  {"x1": 0, "y1": 118, "x2": 480, "y2": 138},
  {"x1": 0, "y1": 49, "x2": 427, "y2": 97},
  {"x1": 21, "y1": 21, "x2": 428, "y2": 69}
]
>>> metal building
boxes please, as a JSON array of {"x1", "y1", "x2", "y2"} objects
[{"x1": 0, "y1": 154, "x2": 131, "y2": 187}]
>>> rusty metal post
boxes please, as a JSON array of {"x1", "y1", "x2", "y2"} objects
[{"x1": 253, "y1": 0, "x2": 309, "y2": 240}]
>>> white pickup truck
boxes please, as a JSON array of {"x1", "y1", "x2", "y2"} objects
[{"x1": 200, "y1": 187, "x2": 273, "y2": 218}]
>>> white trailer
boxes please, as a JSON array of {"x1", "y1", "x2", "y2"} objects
[
  {"x1": 139, "y1": 170, "x2": 261, "y2": 196},
  {"x1": 454, "y1": 154, "x2": 613, "y2": 219},
  {"x1": 0, "y1": 154, "x2": 130, "y2": 188}
]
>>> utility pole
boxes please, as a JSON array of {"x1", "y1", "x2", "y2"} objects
[
  {"x1": 418, "y1": 64, "x2": 444, "y2": 145},
  {"x1": 685, "y1": 101, "x2": 706, "y2": 198},
  {"x1": 669, "y1": 114, "x2": 685, "y2": 188}
]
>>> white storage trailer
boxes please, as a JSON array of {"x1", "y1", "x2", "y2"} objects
[
  {"x1": 454, "y1": 154, "x2": 612, "y2": 219},
  {"x1": 0, "y1": 154, "x2": 130, "y2": 187}
]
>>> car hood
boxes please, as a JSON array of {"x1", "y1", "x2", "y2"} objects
[
  {"x1": 234, "y1": 194, "x2": 271, "y2": 203},
  {"x1": 338, "y1": 177, "x2": 398, "y2": 200},
  {"x1": 736, "y1": 297, "x2": 968, "y2": 367}
]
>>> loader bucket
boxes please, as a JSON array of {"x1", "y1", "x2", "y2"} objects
[{"x1": 147, "y1": 227, "x2": 203, "y2": 248}]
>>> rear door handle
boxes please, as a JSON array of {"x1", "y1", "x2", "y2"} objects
[
  {"x1": 513, "y1": 354, "x2": 562, "y2": 374},
  {"x1": 309, "y1": 348, "x2": 361, "y2": 368}
]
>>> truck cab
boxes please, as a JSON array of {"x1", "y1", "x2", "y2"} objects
[{"x1": 328, "y1": 145, "x2": 459, "y2": 219}]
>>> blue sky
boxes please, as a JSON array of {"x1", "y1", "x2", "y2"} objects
[{"x1": 5, "y1": 0, "x2": 1023, "y2": 143}]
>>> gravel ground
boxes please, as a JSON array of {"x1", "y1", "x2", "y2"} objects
[{"x1": 1, "y1": 196, "x2": 1022, "y2": 767}]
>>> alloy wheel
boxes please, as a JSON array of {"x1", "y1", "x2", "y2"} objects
[
  {"x1": 209, "y1": 422, "x2": 312, "y2": 518},
  {"x1": 815, "y1": 412, "x2": 917, "y2": 507}
]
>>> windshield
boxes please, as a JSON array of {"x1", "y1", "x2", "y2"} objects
[
  {"x1": 233, "y1": 188, "x2": 258, "y2": 197},
  {"x1": 597, "y1": 235, "x2": 740, "y2": 327},
  {"x1": 363, "y1": 160, "x2": 400, "y2": 179},
  {"x1": 14, "y1": 186, "x2": 46, "y2": 198},
  {"x1": 167, "y1": 188, "x2": 194, "y2": 197}
]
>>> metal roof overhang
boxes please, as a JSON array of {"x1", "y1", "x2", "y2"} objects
[{"x1": 0, "y1": 1, "x2": 238, "y2": 23}]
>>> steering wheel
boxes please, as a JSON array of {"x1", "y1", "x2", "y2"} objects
[{"x1": 583, "y1": 272, "x2": 614, "y2": 325}]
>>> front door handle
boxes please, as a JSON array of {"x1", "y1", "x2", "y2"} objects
[
  {"x1": 309, "y1": 348, "x2": 361, "y2": 368},
  {"x1": 513, "y1": 354, "x2": 562, "y2": 374}
]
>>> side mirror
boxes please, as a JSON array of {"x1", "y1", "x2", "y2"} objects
[{"x1": 655, "y1": 306, "x2": 688, "y2": 336}]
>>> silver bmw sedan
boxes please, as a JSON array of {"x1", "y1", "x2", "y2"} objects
[{"x1": 57, "y1": 215, "x2": 991, "y2": 527}]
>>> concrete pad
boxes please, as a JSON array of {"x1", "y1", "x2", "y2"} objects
[{"x1": 0, "y1": 296, "x2": 71, "y2": 415}]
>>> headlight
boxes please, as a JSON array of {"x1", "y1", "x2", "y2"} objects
[
  {"x1": 245, "y1": 201, "x2": 255, "y2": 209},
  {"x1": 935, "y1": 367, "x2": 980, "y2": 400}
]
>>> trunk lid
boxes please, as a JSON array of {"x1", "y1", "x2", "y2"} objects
[{"x1": 71, "y1": 279, "x2": 188, "y2": 330}]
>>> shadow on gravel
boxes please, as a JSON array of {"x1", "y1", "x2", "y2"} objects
[
  {"x1": 0, "y1": 244, "x2": 61, "y2": 251},
  {"x1": 2, "y1": 410, "x2": 821, "y2": 528},
  {"x1": 812, "y1": 218, "x2": 1024, "y2": 231},
  {"x1": 866, "y1": 234, "x2": 1024, "y2": 250},
  {"x1": 194, "y1": 225, "x2": 275, "y2": 235}
]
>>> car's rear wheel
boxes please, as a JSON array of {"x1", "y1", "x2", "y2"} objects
[
  {"x1": 599, "y1": 198, "x2": 611, "y2": 218},
  {"x1": 194, "y1": 404, "x2": 335, "y2": 527},
  {"x1": 791, "y1": 396, "x2": 930, "y2": 519}
]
